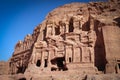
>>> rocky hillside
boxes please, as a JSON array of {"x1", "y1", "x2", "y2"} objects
[{"x1": 46, "y1": 0, "x2": 120, "y2": 26}]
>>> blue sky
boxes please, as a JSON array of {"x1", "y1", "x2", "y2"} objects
[{"x1": 1, "y1": 0, "x2": 109, "y2": 61}]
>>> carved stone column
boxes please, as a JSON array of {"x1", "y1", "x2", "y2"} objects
[
  {"x1": 87, "y1": 31, "x2": 96, "y2": 65},
  {"x1": 52, "y1": 22, "x2": 55, "y2": 35},
  {"x1": 41, "y1": 51, "x2": 44, "y2": 69},
  {"x1": 31, "y1": 50, "x2": 36, "y2": 64},
  {"x1": 89, "y1": 15, "x2": 94, "y2": 30},
  {"x1": 47, "y1": 51, "x2": 52, "y2": 70},
  {"x1": 65, "y1": 22, "x2": 69, "y2": 33},
  {"x1": 89, "y1": 47, "x2": 94, "y2": 63},
  {"x1": 60, "y1": 24, "x2": 65, "y2": 34},
  {"x1": 79, "y1": 15, "x2": 84, "y2": 30},
  {"x1": 65, "y1": 45, "x2": 69, "y2": 63},
  {"x1": 46, "y1": 25, "x2": 52, "y2": 37}
]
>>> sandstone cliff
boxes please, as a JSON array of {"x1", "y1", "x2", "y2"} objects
[
  {"x1": 0, "y1": 0, "x2": 120, "y2": 80},
  {"x1": 0, "y1": 61, "x2": 9, "y2": 75}
]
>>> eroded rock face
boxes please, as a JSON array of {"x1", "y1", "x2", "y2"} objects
[
  {"x1": 0, "y1": 61, "x2": 9, "y2": 75},
  {"x1": 7, "y1": 0, "x2": 120, "y2": 78}
]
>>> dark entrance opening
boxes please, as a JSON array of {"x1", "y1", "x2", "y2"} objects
[
  {"x1": 43, "y1": 27, "x2": 47, "y2": 41},
  {"x1": 55, "y1": 27, "x2": 60, "y2": 35},
  {"x1": 51, "y1": 57, "x2": 68, "y2": 71},
  {"x1": 44, "y1": 59, "x2": 48, "y2": 67},
  {"x1": 56, "y1": 57, "x2": 68, "y2": 71},
  {"x1": 57, "y1": 58, "x2": 64, "y2": 68},
  {"x1": 17, "y1": 67, "x2": 23, "y2": 73},
  {"x1": 17, "y1": 65, "x2": 27, "y2": 74},
  {"x1": 19, "y1": 78, "x2": 26, "y2": 80},
  {"x1": 36, "y1": 60, "x2": 41, "y2": 67},
  {"x1": 69, "y1": 18, "x2": 74, "y2": 32},
  {"x1": 69, "y1": 57, "x2": 72, "y2": 63},
  {"x1": 118, "y1": 64, "x2": 120, "y2": 69}
]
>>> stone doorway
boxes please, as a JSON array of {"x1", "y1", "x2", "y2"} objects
[
  {"x1": 51, "y1": 57, "x2": 68, "y2": 71},
  {"x1": 69, "y1": 57, "x2": 72, "y2": 63},
  {"x1": 36, "y1": 60, "x2": 41, "y2": 67},
  {"x1": 44, "y1": 59, "x2": 48, "y2": 67},
  {"x1": 56, "y1": 57, "x2": 64, "y2": 71}
]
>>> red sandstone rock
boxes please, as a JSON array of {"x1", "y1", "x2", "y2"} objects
[{"x1": 0, "y1": 0, "x2": 120, "y2": 80}]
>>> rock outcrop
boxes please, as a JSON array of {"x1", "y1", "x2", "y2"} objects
[
  {"x1": 1, "y1": 0, "x2": 120, "y2": 80},
  {"x1": 0, "y1": 61, "x2": 9, "y2": 75}
]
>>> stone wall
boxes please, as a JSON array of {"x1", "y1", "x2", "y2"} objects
[{"x1": 102, "y1": 26, "x2": 120, "y2": 73}]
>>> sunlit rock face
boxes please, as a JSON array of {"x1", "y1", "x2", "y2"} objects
[
  {"x1": 1, "y1": 0, "x2": 119, "y2": 80},
  {"x1": 0, "y1": 61, "x2": 9, "y2": 75}
]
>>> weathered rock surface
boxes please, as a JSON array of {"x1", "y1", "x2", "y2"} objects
[
  {"x1": 0, "y1": 61, "x2": 9, "y2": 75},
  {"x1": 0, "y1": 0, "x2": 120, "y2": 80},
  {"x1": 0, "y1": 74, "x2": 120, "y2": 80}
]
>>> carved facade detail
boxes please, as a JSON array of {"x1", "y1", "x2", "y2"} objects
[
  {"x1": 9, "y1": 1, "x2": 120, "y2": 75},
  {"x1": 10, "y1": 13, "x2": 98, "y2": 74}
]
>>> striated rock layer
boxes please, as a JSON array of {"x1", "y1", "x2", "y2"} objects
[
  {"x1": 1, "y1": 0, "x2": 120, "y2": 80},
  {"x1": 0, "y1": 61, "x2": 9, "y2": 75}
]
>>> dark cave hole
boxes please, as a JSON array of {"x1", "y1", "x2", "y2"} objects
[
  {"x1": 44, "y1": 59, "x2": 48, "y2": 67},
  {"x1": 19, "y1": 78, "x2": 26, "y2": 80},
  {"x1": 36, "y1": 60, "x2": 41, "y2": 67},
  {"x1": 69, "y1": 17, "x2": 74, "y2": 32}
]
